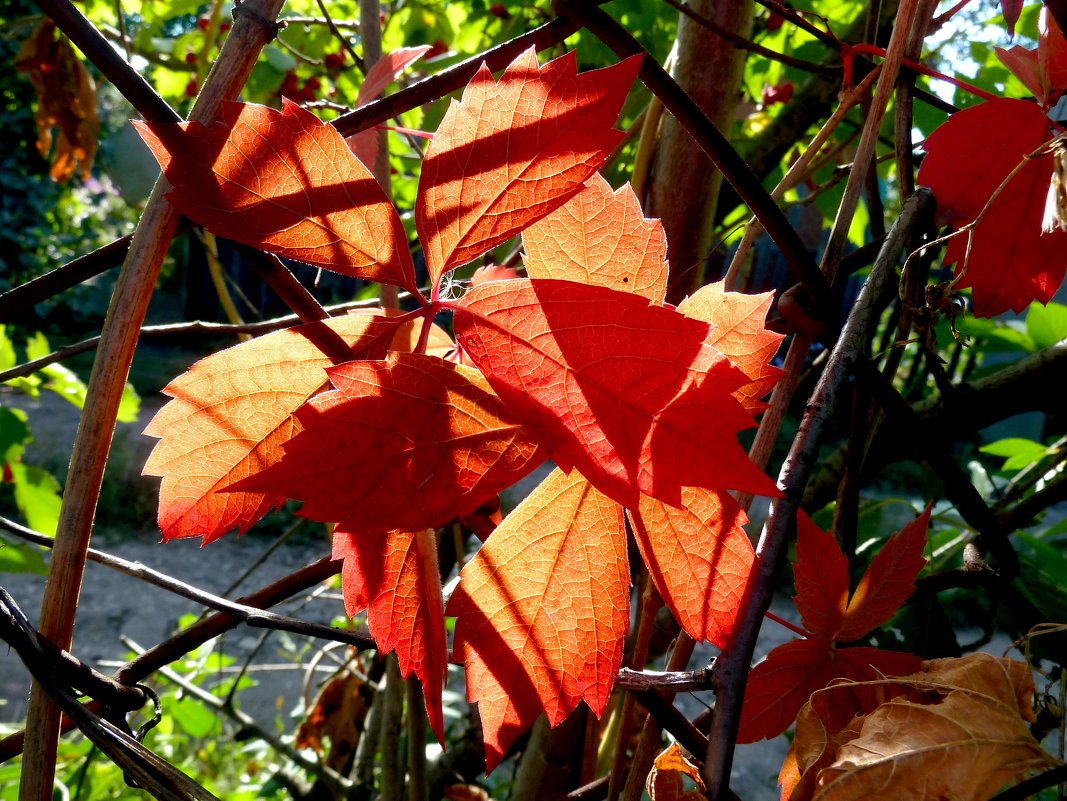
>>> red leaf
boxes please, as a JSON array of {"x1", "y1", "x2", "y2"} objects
[
  {"x1": 792, "y1": 511, "x2": 849, "y2": 640},
  {"x1": 235, "y1": 352, "x2": 543, "y2": 535},
  {"x1": 448, "y1": 468, "x2": 629, "y2": 772},
  {"x1": 1000, "y1": 0, "x2": 1024, "y2": 38},
  {"x1": 333, "y1": 527, "x2": 447, "y2": 742},
  {"x1": 996, "y1": 10, "x2": 1067, "y2": 110},
  {"x1": 738, "y1": 639, "x2": 841, "y2": 743},
  {"x1": 416, "y1": 49, "x2": 640, "y2": 284},
  {"x1": 677, "y1": 281, "x2": 784, "y2": 413},
  {"x1": 836, "y1": 503, "x2": 931, "y2": 642},
  {"x1": 737, "y1": 640, "x2": 921, "y2": 743},
  {"x1": 628, "y1": 488, "x2": 754, "y2": 648},
  {"x1": 358, "y1": 45, "x2": 432, "y2": 105},
  {"x1": 133, "y1": 101, "x2": 419, "y2": 293},
  {"x1": 917, "y1": 98, "x2": 1067, "y2": 316},
  {"x1": 450, "y1": 279, "x2": 774, "y2": 508},
  {"x1": 142, "y1": 314, "x2": 400, "y2": 543},
  {"x1": 346, "y1": 45, "x2": 432, "y2": 175},
  {"x1": 522, "y1": 172, "x2": 668, "y2": 303}
]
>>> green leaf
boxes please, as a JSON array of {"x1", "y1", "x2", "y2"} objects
[
  {"x1": 0, "y1": 326, "x2": 14, "y2": 371},
  {"x1": 952, "y1": 316, "x2": 1035, "y2": 352},
  {"x1": 0, "y1": 406, "x2": 31, "y2": 463},
  {"x1": 24, "y1": 331, "x2": 50, "y2": 361},
  {"x1": 0, "y1": 535, "x2": 48, "y2": 575},
  {"x1": 980, "y1": 437, "x2": 1050, "y2": 471},
  {"x1": 9, "y1": 462, "x2": 62, "y2": 537},
  {"x1": 169, "y1": 697, "x2": 220, "y2": 737},
  {"x1": 1026, "y1": 302, "x2": 1067, "y2": 349},
  {"x1": 117, "y1": 382, "x2": 141, "y2": 423}
]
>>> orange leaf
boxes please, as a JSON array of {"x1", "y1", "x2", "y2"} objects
[
  {"x1": 629, "y1": 487, "x2": 754, "y2": 648},
  {"x1": 333, "y1": 527, "x2": 447, "y2": 742},
  {"x1": 133, "y1": 100, "x2": 419, "y2": 293},
  {"x1": 416, "y1": 49, "x2": 640, "y2": 284},
  {"x1": 235, "y1": 352, "x2": 543, "y2": 535},
  {"x1": 835, "y1": 503, "x2": 931, "y2": 642},
  {"x1": 143, "y1": 314, "x2": 400, "y2": 543},
  {"x1": 448, "y1": 468, "x2": 629, "y2": 772},
  {"x1": 677, "y1": 281, "x2": 784, "y2": 414},
  {"x1": 792, "y1": 512, "x2": 849, "y2": 640},
  {"x1": 523, "y1": 172, "x2": 668, "y2": 302},
  {"x1": 646, "y1": 742, "x2": 709, "y2": 801},
  {"x1": 450, "y1": 279, "x2": 774, "y2": 508},
  {"x1": 14, "y1": 20, "x2": 98, "y2": 183}
]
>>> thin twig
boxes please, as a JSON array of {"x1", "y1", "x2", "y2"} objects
[
  {"x1": 0, "y1": 516, "x2": 374, "y2": 650},
  {"x1": 660, "y1": 0, "x2": 835, "y2": 74},
  {"x1": 702, "y1": 188, "x2": 933, "y2": 796}
]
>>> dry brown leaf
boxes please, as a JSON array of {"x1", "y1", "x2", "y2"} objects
[
  {"x1": 782, "y1": 653, "x2": 1061, "y2": 801},
  {"x1": 294, "y1": 670, "x2": 370, "y2": 773},
  {"x1": 14, "y1": 19, "x2": 99, "y2": 183},
  {"x1": 647, "y1": 741, "x2": 709, "y2": 801}
]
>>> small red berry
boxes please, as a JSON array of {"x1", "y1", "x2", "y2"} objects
[
  {"x1": 307, "y1": 75, "x2": 321, "y2": 90},
  {"x1": 765, "y1": 12, "x2": 785, "y2": 31},
  {"x1": 488, "y1": 3, "x2": 510, "y2": 19},
  {"x1": 185, "y1": 79, "x2": 198, "y2": 98},
  {"x1": 324, "y1": 52, "x2": 344, "y2": 70},
  {"x1": 761, "y1": 80, "x2": 794, "y2": 106},
  {"x1": 2, "y1": 463, "x2": 13, "y2": 483},
  {"x1": 184, "y1": 51, "x2": 197, "y2": 65},
  {"x1": 196, "y1": 16, "x2": 210, "y2": 30},
  {"x1": 298, "y1": 85, "x2": 317, "y2": 102},
  {"x1": 219, "y1": 21, "x2": 231, "y2": 32}
]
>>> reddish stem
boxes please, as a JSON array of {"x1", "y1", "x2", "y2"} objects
[
  {"x1": 843, "y1": 42, "x2": 999, "y2": 102},
  {"x1": 763, "y1": 610, "x2": 809, "y2": 638}
]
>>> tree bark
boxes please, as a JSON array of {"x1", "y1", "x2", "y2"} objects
[{"x1": 646, "y1": 1, "x2": 753, "y2": 303}]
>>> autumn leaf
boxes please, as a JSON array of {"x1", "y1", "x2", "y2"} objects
[
  {"x1": 133, "y1": 100, "x2": 419, "y2": 293},
  {"x1": 738, "y1": 640, "x2": 921, "y2": 744},
  {"x1": 346, "y1": 45, "x2": 432, "y2": 175},
  {"x1": 1000, "y1": 0, "x2": 1024, "y2": 38},
  {"x1": 792, "y1": 512, "x2": 849, "y2": 640},
  {"x1": 917, "y1": 98, "x2": 1067, "y2": 316},
  {"x1": 143, "y1": 313, "x2": 401, "y2": 543},
  {"x1": 784, "y1": 654, "x2": 1061, "y2": 801},
  {"x1": 737, "y1": 507, "x2": 930, "y2": 742},
  {"x1": 646, "y1": 742, "x2": 709, "y2": 801},
  {"x1": 333, "y1": 527, "x2": 447, "y2": 742},
  {"x1": 677, "y1": 281, "x2": 784, "y2": 414},
  {"x1": 523, "y1": 172, "x2": 669, "y2": 302},
  {"x1": 14, "y1": 19, "x2": 98, "y2": 183},
  {"x1": 835, "y1": 505, "x2": 931, "y2": 641},
  {"x1": 996, "y1": 8, "x2": 1067, "y2": 106},
  {"x1": 235, "y1": 352, "x2": 543, "y2": 536},
  {"x1": 416, "y1": 49, "x2": 641, "y2": 285},
  {"x1": 629, "y1": 488, "x2": 754, "y2": 648},
  {"x1": 450, "y1": 278, "x2": 774, "y2": 508},
  {"x1": 448, "y1": 468, "x2": 629, "y2": 772},
  {"x1": 295, "y1": 670, "x2": 369, "y2": 770}
]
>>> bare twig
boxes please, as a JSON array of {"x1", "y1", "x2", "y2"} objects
[{"x1": 702, "y1": 188, "x2": 933, "y2": 796}]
